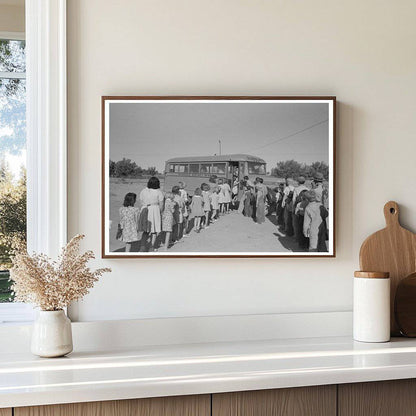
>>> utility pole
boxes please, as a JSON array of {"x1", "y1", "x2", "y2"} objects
[{"x1": 219, "y1": 139, "x2": 222, "y2": 155}]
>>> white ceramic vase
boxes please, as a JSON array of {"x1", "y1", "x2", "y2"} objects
[{"x1": 31, "y1": 310, "x2": 73, "y2": 358}]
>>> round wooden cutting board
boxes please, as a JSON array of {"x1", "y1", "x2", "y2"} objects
[{"x1": 359, "y1": 201, "x2": 416, "y2": 335}]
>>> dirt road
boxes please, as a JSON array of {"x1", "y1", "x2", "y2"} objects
[
  {"x1": 168, "y1": 212, "x2": 301, "y2": 253},
  {"x1": 111, "y1": 209, "x2": 303, "y2": 253}
]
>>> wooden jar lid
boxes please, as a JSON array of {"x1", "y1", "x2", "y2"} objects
[{"x1": 354, "y1": 271, "x2": 390, "y2": 279}]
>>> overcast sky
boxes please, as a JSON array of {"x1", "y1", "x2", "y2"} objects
[{"x1": 109, "y1": 101, "x2": 329, "y2": 173}]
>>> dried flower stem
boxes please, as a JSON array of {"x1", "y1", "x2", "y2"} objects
[{"x1": 10, "y1": 235, "x2": 111, "y2": 310}]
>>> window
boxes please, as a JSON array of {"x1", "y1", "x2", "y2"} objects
[
  {"x1": 212, "y1": 163, "x2": 226, "y2": 174},
  {"x1": 200, "y1": 163, "x2": 212, "y2": 174},
  {"x1": 189, "y1": 164, "x2": 199, "y2": 174},
  {"x1": 169, "y1": 164, "x2": 189, "y2": 173},
  {"x1": 0, "y1": 38, "x2": 26, "y2": 304},
  {"x1": 175, "y1": 164, "x2": 188, "y2": 173},
  {"x1": 248, "y1": 162, "x2": 266, "y2": 175},
  {"x1": 0, "y1": 3, "x2": 67, "y2": 324}
]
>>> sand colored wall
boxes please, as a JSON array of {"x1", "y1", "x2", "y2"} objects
[
  {"x1": 67, "y1": 0, "x2": 416, "y2": 321},
  {"x1": 0, "y1": 4, "x2": 24, "y2": 34}
]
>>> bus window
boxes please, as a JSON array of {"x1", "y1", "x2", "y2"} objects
[
  {"x1": 175, "y1": 164, "x2": 188, "y2": 173},
  {"x1": 212, "y1": 163, "x2": 226, "y2": 174},
  {"x1": 169, "y1": 164, "x2": 188, "y2": 173},
  {"x1": 200, "y1": 163, "x2": 212, "y2": 174},
  {"x1": 189, "y1": 164, "x2": 199, "y2": 174},
  {"x1": 248, "y1": 162, "x2": 266, "y2": 175}
]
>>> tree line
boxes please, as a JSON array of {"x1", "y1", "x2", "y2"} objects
[
  {"x1": 271, "y1": 160, "x2": 329, "y2": 180},
  {"x1": 0, "y1": 160, "x2": 26, "y2": 270},
  {"x1": 109, "y1": 158, "x2": 329, "y2": 181},
  {"x1": 109, "y1": 158, "x2": 160, "y2": 178}
]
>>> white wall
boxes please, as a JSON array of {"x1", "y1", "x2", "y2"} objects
[{"x1": 67, "y1": 0, "x2": 416, "y2": 322}]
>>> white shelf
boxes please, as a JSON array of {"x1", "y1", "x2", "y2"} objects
[{"x1": 2, "y1": 336, "x2": 416, "y2": 408}]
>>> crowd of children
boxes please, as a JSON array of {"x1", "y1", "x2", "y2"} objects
[
  {"x1": 116, "y1": 176, "x2": 236, "y2": 252},
  {"x1": 116, "y1": 174, "x2": 329, "y2": 253}
]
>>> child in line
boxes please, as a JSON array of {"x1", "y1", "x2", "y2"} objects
[
  {"x1": 172, "y1": 185, "x2": 184, "y2": 241},
  {"x1": 318, "y1": 205, "x2": 329, "y2": 252},
  {"x1": 209, "y1": 186, "x2": 220, "y2": 221},
  {"x1": 255, "y1": 183, "x2": 266, "y2": 224},
  {"x1": 284, "y1": 190, "x2": 294, "y2": 236},
  {"x1": 218, "y1": 178, "x2": 231, "y2": 214},
  {"x1": 243, "y1": 186, "x2": 255, "y2": 218},
  {"x1": 161, "y1": 192, "x2": 177, "y2": 250},
  {"x1": 294, "y1": 190, "x2": 310, "y2": 250},
  {"x1": 201, "y1": 183, "x2": 211, "y2": 228},
  {"x1": 118, "y1": 192, "x2": 140, "y2": 252},
  {"x1": 179, "y1": 181, "x2": 188, "y2": 201},
  {"x1": 179, "y1": 182, "x2": 189, "y2": 236},
  {"x1": 178, "y1": 182, "x2": 191, "y2": 237},
  {"x1": 190, "y1": 188, "x2": 204, "y2": 233}
]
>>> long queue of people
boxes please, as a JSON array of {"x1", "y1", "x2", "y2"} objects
[{"x1": 116, "y1": 174, "x2": 329, "y2": 253}]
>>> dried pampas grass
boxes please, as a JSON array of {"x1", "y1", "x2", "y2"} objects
[{"x1": 10, "y1": 235, "x2": 111, "y2": 311}]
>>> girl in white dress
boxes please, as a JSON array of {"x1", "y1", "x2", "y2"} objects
[
  {"x1": 190, "y1": 188, "x2": 204, "y2": 232},
  {"x1": 209, "y1": 186, "x2": 220, "y2": 221},
  {"x1": 218, "y1": 178, "x2": 232, "y2": 214},
  {"x1": 138, "y1": 177, "x2": 164, "y2": 251}
]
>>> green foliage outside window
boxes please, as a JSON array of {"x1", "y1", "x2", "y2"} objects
[
  {"x1": 0, "y1": 39, "x2": 27, "y2": 302},
  {"x1": 0, "y1": 163, "x2": 26, "y2": 302}
]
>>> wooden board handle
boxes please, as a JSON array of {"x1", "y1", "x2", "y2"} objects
[{"x1": 384, "y1": 201, "x2": 400, "y2": 228}]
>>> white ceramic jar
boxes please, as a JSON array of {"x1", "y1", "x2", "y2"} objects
[
  {"x1": 31, "y1": 310, "x2": 73, "y2": 357},
  {"x1": 353, "y1": 271, "x2": 390, "y2": 343}
]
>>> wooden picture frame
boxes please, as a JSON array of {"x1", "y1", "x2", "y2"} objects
[{"x1": 102, "y1": 96, "x2": 336, "y2": 258}]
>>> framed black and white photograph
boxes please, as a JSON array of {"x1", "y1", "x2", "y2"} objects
[{"x1": 102, "y1": 96, "x2": 336, "y2": 258}]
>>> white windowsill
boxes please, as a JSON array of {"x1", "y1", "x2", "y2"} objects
[{"x1": 0, "y1": 303, "x2": 35, "y2": 324}]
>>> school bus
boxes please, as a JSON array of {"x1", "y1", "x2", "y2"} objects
[{"x1": 164, "y1": 154, "x2": 268, "y2": 195}]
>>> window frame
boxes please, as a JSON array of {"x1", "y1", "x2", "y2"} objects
[
  {"x1": 0, "y1": 0, "x2": 67, "y2": 324},
  {"x1": 0, "y1": 31, "x2": 25, "y2": 41}
]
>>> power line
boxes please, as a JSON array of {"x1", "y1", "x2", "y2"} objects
[{"x1": 247, "y1": 119, "x2": 329, "y2": 153}]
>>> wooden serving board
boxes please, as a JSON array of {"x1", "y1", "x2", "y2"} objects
[{"x1": 359, "y1": 201, "x2": 416, "y2": 335}]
